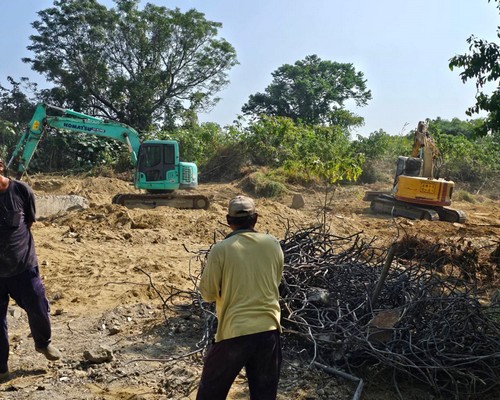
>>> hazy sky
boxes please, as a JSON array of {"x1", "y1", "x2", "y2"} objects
[{"x1": 1, "y1": 1, "x2": 498, "y2": 137}]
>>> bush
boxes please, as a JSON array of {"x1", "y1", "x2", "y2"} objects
[
  {"x1": 167, "y1": 122, "x2": 242, "y2": 167},
  {"x1": 436, "y1": 133, "x2": 499, "y2": 194},
  {"x1": 455, "y1": 190, "x2": 476, "y2": 203},
  {"x1": 240, "y1": 170, "x2": 287, "y2": 198},
  {"x1": 199, "y1": 142, "x2": 251, "y2": 182},
  {"x1": 351, "y1": 130, "x2": 412, "y2": 185},
  {"x1": 243, "y1": 116, "x2": 363, "y2": 184},
  {"x1": 357, "y1": 159, "x2": 394, "y2": 184}
]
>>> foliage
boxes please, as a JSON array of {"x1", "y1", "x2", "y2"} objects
[
  {"x1": 248, "y1": 170, "x2": 287, "y2": 198},
  {"x1": 199, "y1": 142, "x2": 251, "y2": 182},
  {"x1": 0, "y1": 119, "x2": 17, "y2": 162},
  {"x1": 241, "y1": 55, "x2": 371, "y2": 129},
  {"x1": 455, "y1": 190, "x2": 477, "y2": 203},
  {"x1": 433, "y1": 132, "x2": 499, "y2": 189},
  {"x1": 0, "y1": 77, "x2": 38, "y2": 128},
  {"x1": 0, "y1": 80, "x2": 27, "y2": 163},
  {"x1": 24, "y1": 131, "x2": 127, "y2": 174},
  {"x1": 350, "y1": 130, "x2": 412, "y2": 183},
  {"x1": 352, "y1": 130, "x2": 412, "y2": 161},
  {"x1": 449, "y1": 0, "x2": 500, "y2": 134},
  {"x1": 166, "y1": 122, "x2": 240, "y2": 167},
  {"x1": 427, "y1": 117, "x2": 487, "y2": 139},
  {"x1": 242, "y1": 116, "x2": 363, "y2": 184},
  {"x1": 242, "y1": 116, "x2": 301, "y2": 168},
  {"x1": 24, "y1": 0, "x2": 238, "y2": 132},
  {"x1": 0, "y1": 78, "x2": 39, "y2": 162},
  {"x1": 349, "y1": 126, "x2": 499, "y2": 195}
]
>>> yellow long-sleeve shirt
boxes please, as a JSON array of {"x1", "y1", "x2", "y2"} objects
[{"x1": 199, "y1": 230, "x2": 284, "y2": 342}]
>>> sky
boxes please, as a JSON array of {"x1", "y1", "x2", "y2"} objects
[{"x1": 0, "y1": 0, "x2": 498, "y2": 137}]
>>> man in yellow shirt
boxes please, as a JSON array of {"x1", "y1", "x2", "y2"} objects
[{"x1": 197, "y1": 195, "x2": 284, "y2": 400}]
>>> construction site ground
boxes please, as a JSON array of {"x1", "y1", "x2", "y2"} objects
[{"x1": 1, "y1": 174, "x2": 499, "y2": 400}]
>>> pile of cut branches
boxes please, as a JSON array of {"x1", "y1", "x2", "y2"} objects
[{"x1": 278, "y1": 226, "x2": 499, "y2": 399}]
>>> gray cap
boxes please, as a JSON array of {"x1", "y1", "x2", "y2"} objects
[{"x1": 227, "y1": 196, "x2": 256, "y2": 217}]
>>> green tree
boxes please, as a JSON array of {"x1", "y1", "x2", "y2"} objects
[
  {"x1": 241, "y1": 55, "x2": 371, "y2": 128},
  {"x1": 0, "y1": 77, "x2": 37, "y2": 128},
  {"x1": 0, "y1": 77, "x2": 40, "y2": 164},
  {"x1": 427, "y1": 117, "x2": 487, "y2": 139},
  {"x1": 168, "y1": 122, "x2": 229, "y2": 166},
  {"x1": 24, "y1": 0, "x2": 238, "y2": 132},
  {"x1": 449, "y1": 0, "x2": 500, "y2": 134},
  {"x1": 0, "y1": 119, "x2": 17, "y2": 162}
]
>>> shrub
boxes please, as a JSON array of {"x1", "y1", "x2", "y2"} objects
[
  {"x1": 455, "y1": 190, "x2": 476, "y2": 203},
  {"x1": 246, "y1": 170, "x2": 287, "y2": 198},
  {"x1": 199, "y1": 142, "x2": 251, "y2": 182}
]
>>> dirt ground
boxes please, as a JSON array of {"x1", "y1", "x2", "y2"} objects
[{"x1": 1, "y1": 175, "x2": 499, "y2": 400}]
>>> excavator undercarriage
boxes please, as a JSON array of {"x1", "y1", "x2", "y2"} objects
[
  {"x1": 363, "y1": 191, "x2": 466, "y2": 223},
  {"x1": 112, "y1": 193, "x2": 210, "y2": 210}
]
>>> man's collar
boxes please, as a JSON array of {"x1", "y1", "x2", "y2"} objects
[{"x1": 225, "y1": 228, "x2": 256, "y2": 239}]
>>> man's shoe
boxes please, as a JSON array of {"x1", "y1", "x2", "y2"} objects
[
  {"x1": 35, "y1": 344, "x2": 61, "y2": 361},
  {"x1": 0, "y1": 368, "x2": 9, "y2": 383}
]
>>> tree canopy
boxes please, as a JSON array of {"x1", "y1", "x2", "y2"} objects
[
  {"x1": 241, "y1": 55, "x2": 371, "y2": 128},
  {"x1": 23, "y1": 0, "x2": 238, "y2": 131},
  {"x1": 0, "y1": 77, "x2": 37, "y2": 126},
  {"x1": 426, "y1": 117, "x2": 487, "y2": 139},
  {"x1": 449, "y1": 0, "x2": 500, "y2": 134}
]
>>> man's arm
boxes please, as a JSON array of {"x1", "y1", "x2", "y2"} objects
[
  {"x1": 24, "y1": 185, "x2": 36, "y2": 229},
  {"x1": 199, "y1": 247, "x2": 222, "y2": 303},
  {"x1": 14, "y1": 181, "x2": 36, "y2": 228}
]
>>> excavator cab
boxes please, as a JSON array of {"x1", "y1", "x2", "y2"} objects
[{"x1": 135, "y1": 140, "x2": 198, "y2": 193}]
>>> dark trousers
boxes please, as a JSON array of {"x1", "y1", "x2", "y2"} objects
[
  {"x1": 0, "y1": 267, "x2": 52, "y2": 371},
  {"x1": 196, "y1": 329, "x2": 282, "y2": 400}
]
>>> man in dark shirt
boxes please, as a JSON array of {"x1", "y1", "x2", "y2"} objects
[{"x1": 0, "y1": 159, "x2": 61, "y2": 382}]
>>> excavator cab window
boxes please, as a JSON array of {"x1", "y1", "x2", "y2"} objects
[
  {"x1": 143, "y1": 146, "x2": 161, "y2": 168},
  {"x1": 163, "y1": 145, "x2": 175, "y2": 166},
  {"x1": 138, "y1": 143, "x2": 176, "y2": 182}
]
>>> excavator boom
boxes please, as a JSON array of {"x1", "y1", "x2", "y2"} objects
[{"x1": 7, "y1": 103, "x2": 140, "y2": 176}]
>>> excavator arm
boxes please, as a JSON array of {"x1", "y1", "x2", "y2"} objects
[{"x1": 7, "y1": 103, "x2": 141, "y2": 177}]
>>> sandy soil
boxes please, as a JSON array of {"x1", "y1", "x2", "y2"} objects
[{"x1": 1, "y1": 175, "x2": 499, "y2": 400}]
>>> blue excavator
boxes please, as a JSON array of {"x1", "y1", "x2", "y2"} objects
[{"x1": 7, "y1": 103, "x2": 209, "y2": 210}]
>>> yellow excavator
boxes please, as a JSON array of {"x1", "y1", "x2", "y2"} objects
[{"x1": 363, "y1": 121, "x2": 466, "y2": 223}]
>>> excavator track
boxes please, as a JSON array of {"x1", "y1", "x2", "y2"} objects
[
  {"x1": 368, "y1": 194, "x2": 466, "y2": 223},
  {"x1": 434, "y1": 207, "x2": 467, "y2": 223},
  {"x1": 112, "y1": 193, "x2": 209, "y2": 210}
]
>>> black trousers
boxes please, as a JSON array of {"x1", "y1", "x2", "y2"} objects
[
  {"x1": 196, "y1": 329, "x2": 282, "y2": 400},
  {"x1": 0, "y1": 267, "x2": 52, "y2": 372}
]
